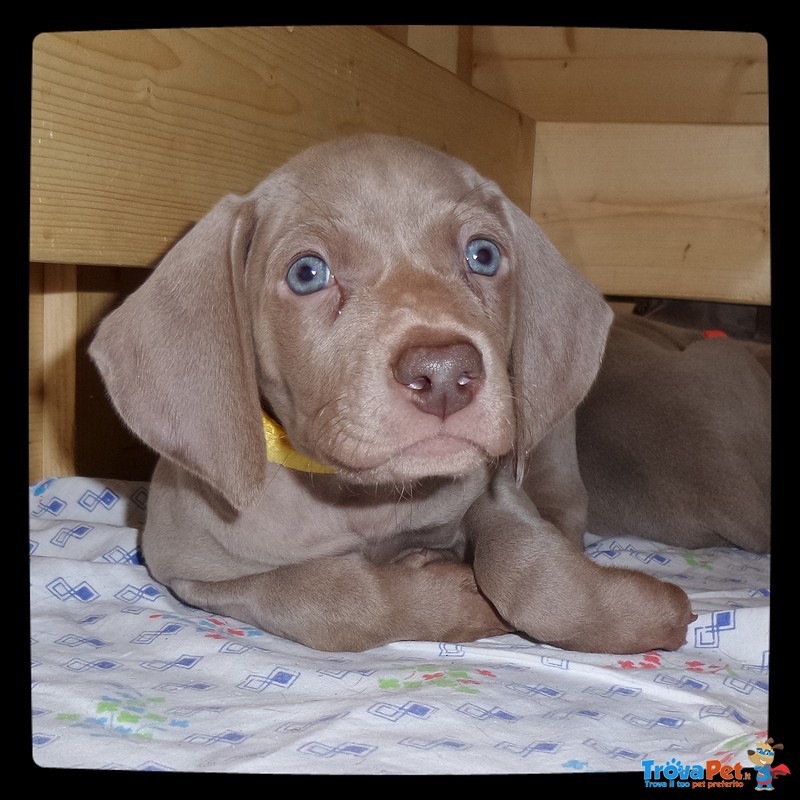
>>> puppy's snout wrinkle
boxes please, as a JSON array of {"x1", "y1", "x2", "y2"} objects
[{"x1": 393, "y1": 342, "x2": 484, "y2": 419}]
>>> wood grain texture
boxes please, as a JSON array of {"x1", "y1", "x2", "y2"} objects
[
  {"x1": 405, "y1": 25, "x2": 462, "y2": 76},
  {"x1": 29, "y1": 265, "x2": 44, "y2": 483},
  {"x1": 39, "y1": 264, "x2": 77, "y2": 479},
  {"x1": 472, "y1": 26, "x2": 768, "y2": 124},
  {"x1": 31, "y1": 26, "x2": 534, "y2": 268},
  {"x1": 531, "y1": 122, "x2": 770, "y2": 303}
]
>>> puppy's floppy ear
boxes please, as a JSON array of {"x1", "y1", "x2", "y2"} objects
[
  {"x1": 89, "y1": 195, "x2": 266, "y2": 510},
  {"x1": 507, "y1": 204, "x2": 613, "y2": 479}
]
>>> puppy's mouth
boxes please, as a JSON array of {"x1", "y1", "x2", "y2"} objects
[
  {"x1": 322, "y1": 432, "x2": 499, "y2": 483},
  {"x1": 396, "y1": 433, "x2": 478, "y2": 459}
]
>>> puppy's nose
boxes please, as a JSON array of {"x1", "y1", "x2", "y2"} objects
[{"x1": 393, "y1": 342, "x2": 484, "y2": 419}]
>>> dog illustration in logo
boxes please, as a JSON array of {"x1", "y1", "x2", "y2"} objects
[{"x1": 748, "y1": 738, "x2": 791, "y2": 791}]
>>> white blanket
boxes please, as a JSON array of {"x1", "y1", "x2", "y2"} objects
[{"x1": 30, "y1": 477, "x2": 769, "y2": 775}]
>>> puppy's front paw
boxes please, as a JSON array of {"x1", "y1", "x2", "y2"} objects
[
  {"x1": 603, "y1": 569, "x2": 696, "y2": 653},
  {"x1": 410, "y1": 560, "x2": 514, "y2": 643},
  {"x1": 650, "y1": 578, "x2": 697, "y2": 650},
  {"x1": 495, "y1": 563, "x2": 695, "y2": 655}
]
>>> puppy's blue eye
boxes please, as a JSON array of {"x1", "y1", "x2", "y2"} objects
[
  {"x1": 286, "y1": 255, "x2": 332, "y2": 295},
  {"x1": 465, "y1": 238, "x2": 501, "y2": 276}
]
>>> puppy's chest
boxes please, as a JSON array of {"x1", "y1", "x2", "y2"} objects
[
  {"x1": 360, "y1": 521, "x2": 468, "y2": 564},
  {"x1": 260, "y1": 472, "x2": 480, "y2": 563},
  {"x1": 349, "y1": 501, "x2": 466, "y2": 553}
]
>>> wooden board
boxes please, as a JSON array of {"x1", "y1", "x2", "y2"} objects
[
  {"x1": 28, "y1": 264, "x2": 44, "y2": 483},
  {"x1": 29, "y1": 264, "x2": 77, "y2": 482},
  {"x1": 30, "y1": 26, "x2": 534, "y2": 267},
  {"x1": 530, "y1": 122, "x2": 770, "y2": 303},
  {"x1": 472, "y1": 26, "x2": 768, "y2": 124}
]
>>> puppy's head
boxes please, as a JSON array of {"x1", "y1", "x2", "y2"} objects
[{"x1": 91, "y1": 134, "x2": 611, "y2": 508}]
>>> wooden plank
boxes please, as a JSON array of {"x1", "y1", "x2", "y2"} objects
[
  {"x1": 531, "y1": 122, "x2": 770, "y2": 304},
  {"x1": 406, "y1": 25, "x2": 462, "y2": 76},
  {"x1": 376, "y1": 25, "x2": 473, "y2": 82},
  {"x1": 40, "y1": 264, "x2": 77, "y2": 478},
  {"x1": 472, "y1": 26, "x2": 768, "y2": 124},
  {"x1": 31, "y1": 26, "x2": 534, "y2": 267},
  {"x1": 371, "y1": 25, "x2": 408, "y2": 46},
  {"x1": 28, "y1": 264, "x2": 44, "y2": 483}
]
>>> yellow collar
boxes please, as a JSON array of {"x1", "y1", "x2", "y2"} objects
[{"x1": 262, "y1": 411, "x2": 338, "y2": 474}]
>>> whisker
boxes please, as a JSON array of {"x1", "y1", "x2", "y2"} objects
[
  {"x1": 283, "y1": 179, "x2": 337, "y2": 221},
  {"x1": 451, "y1": 180, "x2": 495, "y2": 219}
]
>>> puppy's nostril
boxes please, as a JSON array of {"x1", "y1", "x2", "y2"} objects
[
  {"x1": 407, "y1": 377, "x2": 431, "y2": 391},
  {"x1": 393, "y1": 342, "x2": 484, "y2": 419},
  {"x1": 407, "y1": 374, "x2": 475, "y2": 392}
]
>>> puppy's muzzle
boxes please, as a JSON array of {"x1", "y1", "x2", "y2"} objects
[{"x1": 392, "y1": 341, "x2": 484, "y2": 419}]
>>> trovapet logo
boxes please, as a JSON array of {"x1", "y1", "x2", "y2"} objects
[
  {"x1": 642, "y1": 739, "x2": 791, "y2": 791},
  {"x1": 642, "y1": 757, "x2": 750, "y2": 789}
]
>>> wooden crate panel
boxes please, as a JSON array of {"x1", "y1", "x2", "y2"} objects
[
  {"x1": 531, "y1": 122, "x2": 770, "y2": 303},
  {"x1": 472, "y1": 26, "x2": 768, "y2": 124},
  {"x1": 29, "y1": 264, "x2": 77, "y2": 481},
  {"x1": 31, "y1": 26, "x2": 533, "y2": 267}
]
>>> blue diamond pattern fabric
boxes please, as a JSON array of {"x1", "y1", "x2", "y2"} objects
[{"x1": 30, "y1": 477, "x2": 769, "y2": 774}]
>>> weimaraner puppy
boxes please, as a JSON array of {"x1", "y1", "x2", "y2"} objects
[
  {"x1": 90, "y1": 133, "x2": 731, "y2": 653},
  {"x1": 577, "y1": 312, "x2": 770, "y2": 552}
]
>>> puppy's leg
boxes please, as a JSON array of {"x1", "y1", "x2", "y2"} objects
[
  {"x1": 521, "y1": 414, "x2": 589, "y2": 546},
  {"x1": 466, "y1": 472, "x2": 696, "y2": 654},
  {"x1": 170, "y1": 552, "x2": 510, "y2": 652}
]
